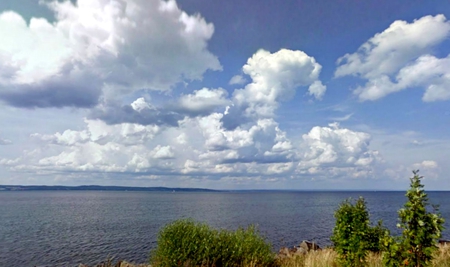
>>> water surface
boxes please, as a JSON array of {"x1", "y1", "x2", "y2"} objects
[{"x1": 1, "y1": 191, "x2": 449, "y2": 266}]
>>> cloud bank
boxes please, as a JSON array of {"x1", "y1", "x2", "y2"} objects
[
  {"x1": 0, "y1": 0, "x2": 221, "y2": 108},
  {"x1": 336, "y1": 14, "x2": 450, "y2": 102}
]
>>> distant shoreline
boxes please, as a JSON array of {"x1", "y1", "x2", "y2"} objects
[
  {"x1": 0, "y1": 185, "x2": 219, "y2": 192},
  {"x1": 1, "y1": 185, "x2": 449, "y2": 192}
]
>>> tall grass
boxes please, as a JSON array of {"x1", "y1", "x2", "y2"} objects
[
  {"x1": 275, "y1": 245, "x2": 450, "y2": 267},
  {"x1": 84, "y1": 245, "x2": 450, "y2": 267},
  {"x1": 149, "y1": 219, "x2": 276, "y2": 267}
]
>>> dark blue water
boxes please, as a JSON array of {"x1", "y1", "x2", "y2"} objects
[{"x1": 1, "y1": 191, "x2": 449, "y2": 267}]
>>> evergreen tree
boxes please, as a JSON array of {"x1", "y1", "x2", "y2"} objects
[{"x1": 383, "y1": 170, "x2": 445, "y2": 267}]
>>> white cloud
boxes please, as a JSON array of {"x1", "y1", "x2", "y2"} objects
[
  {"x1": 241, "y1": 49, "x2": 322, "y2": 104},
  {"x1": 353, "y1": 54, "x2": 450, "y2": 102},
  {"x1": 329, "y1": 113, "x2": 353, "y2": 122},
  {"x1": 385, "y1": 160, "x2": 440, "y2": 181},
  {"x1": 33, "y1": 119, "x2": 161, "y2": 146},
  {"x1": 0, "y1": 137, "x2": 12, "y2": 145},
  {"x1": 0, "y1": 0, "x2": 220, "y2": 108},
  {"x1": 412, "y1": 160, "x2": 438, "y2": 169},
  {"x1": 398, "y1": 55, "x2": 450, "y2": 102},
  {"x1": 2, "y1": 111, "x2": 386, "y2": 185},
  {"x1": 131, "y1": 97, "x2": 155, "y2": 112},
  {"x1": 336, "y1": 15, "x2": 450, "y2": 78},
  {"x1": 152, "y1": 145, "x2": 175, "y2": 159},
  {"x1": 0, "y1": 38, "x2": 387, "y2": 186},
  {"x1": 177, "y1": 88, "x2": 230, "y2": 115},
  {"x1": 91, "y1": 88, "x2": 231, "y2": 126},
  {"x1": 297, "y1": 122, "x2": 380, "y2": 178},
  {"x1": 335, "y1": 14, "x2": 450, "y2": 102},
  {"x1": 308, "y1": 81, "x2": 326, "y2": 100},
  {"x1": 229, "y1": 75, "x2": 247, "y2": 85},
  {"x1": 31, "y1": 129, "x2": 90, "y2": 146},
  {"x1": 222, "y1": 49, "x2": 325, "y2": 128}
]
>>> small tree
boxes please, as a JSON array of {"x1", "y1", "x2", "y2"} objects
[
  {"x1": 331, "y1": 197, "x2": 384, "y2": 267},
  {"x1": 383, "y1": 170, "x2": 445, "y2": 267},
  {"x1": 399, "y1": 170, "x2": 444, "y2": 266}
]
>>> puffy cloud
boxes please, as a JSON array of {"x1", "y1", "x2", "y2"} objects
[
  {"x1": 91, "y1": 98, "x2": 182, "y2": 127},
  {"x1": 176, "y1": 88, "x2": 231, "y2": 116},
  {"x1": 0, "y1": 137, "x2": 12, "y2": 145},
  {"x1": 31, "y1": 129, "x2": 90, "y2": 146},
  {"x1": 240, "y1": 49, "x2": 322, "y2": 104},
  {"x1": 3, "y1": 111, "x2": 384, "y2": 184},
  {"x1": 397, "y1": 55, "x2": 450, "y2": 102},
  {"x1": 336, "y1": 15, "x2": 450, "y2": 78},
  {"x1": 353, "y1": 55, "x2": 450, "y2": 102},
  {"x1": 229, "y1": 75, "x2": 247, "y2": 85},
  {"x1": 193, "y1": 113, "x2": 295, "y2": 169},
  {"x1": 91, "y1": 87, "x2": 230, "y2": 126},
  {"x1": 297, "y1": 123, "x2": 380, "y2": 178},
  {"x1": 335, "y1": 14, "x2": 450, "y2": 102},
  {"x1": 412, "y1": 160, "x2": 438, "y2": 169},
  {"x1": 308, "y1": 81, "x2": 326, "y2": 100},
  {"x1": 0, "y1": 0, "x2": 220, "y2": 108},
  {"x1": 223, "y1": 49, "x2": 325, "y2": 129},
  {"x1": 18, "y1": 119, "x2": 165, "y2": 173},
  {"x1": 385, "y1": 160, "x2": 440, "y2": 181},
  {"x1": 152, "y1": 145, "x2": 175, "y2": 159}
]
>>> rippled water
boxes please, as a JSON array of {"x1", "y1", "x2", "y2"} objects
[{"x1": 1, "y1": 191, "x2": 449, "y2": 266}]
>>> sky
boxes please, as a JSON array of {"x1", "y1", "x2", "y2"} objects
[{"x1": 0, "y1": 0, "x2": 449, "y2": 190}]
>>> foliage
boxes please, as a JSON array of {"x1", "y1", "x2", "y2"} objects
[
  {"x1": 86, "y1": 245, "x2": 450, "y2": 267},
  {"x1": 382, "y1": 170, "x2": 445, "y2": 267},
  {"x1": 331, "y1": 197, "x2": 385, "y2": 267},
  {"x1": 150, "y1": 219, "x2": 276, "y2": 267}
]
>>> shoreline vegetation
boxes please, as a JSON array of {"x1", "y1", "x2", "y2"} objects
[
  {"x1": 51, "y1": 172, "x2": 450, "y2": 266},
  {"x1": 81, "y1": 244, "x2": 450, "y2": 267}
]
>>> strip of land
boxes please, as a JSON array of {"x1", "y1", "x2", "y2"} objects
[{"x1": 0, "y1": 185, "x2": 218, "y2": 192}]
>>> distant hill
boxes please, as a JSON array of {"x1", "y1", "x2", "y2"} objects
[{"x1": 0, "y1": 185, "x2": 219, "y2": 192}]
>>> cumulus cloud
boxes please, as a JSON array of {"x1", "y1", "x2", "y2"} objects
[
  {"x1": 308, "y1": 81, "x2": 326, "y2": 100},
  {"x1": 91, "y1": 98, "x2": 182, "y2": 127},
  {"x1": 152, "y1": 145, "x2": 175, "y2": 159},
  {"x1": 297, "y1": 122, "x2": 380, "y2": 178},
  {"x1": 0, "y1": 137, "x2": 12, "y2": 145},
  {"x1": 353, "y1": 54, "x2": 450, "y2": 102},
  {"x1": 4, "y1": 111, "x2": 383, "y2": 184},
  {"x1": 385, "y1": 160, "x2": 440, "y2": 181},
  {"x1": 176, "y1": 88, "x2": 231, "y2": 116},
  {"x1": 0, "y1": 0, "x2": 220, "y2": 108},
  {"x1": 412, "y1": 160, "x2": 438, "y2": 169},
  {"x1": 229, "y1": 75, "x2": 247, "y2": 85},
  {"x1": 1, "y1": 36, "x2": 386, "y2": 185},
  {"x1": 91, "y1": 87, "x2": 230, "y2": 126},
  {"x1": 335, "y1": 14, "x2": 450, "y2": 101},
  {"x1": 222, "y1": 49, "x2": 325, "y2": 129},
  {"x1": 23, "y1": 119, "x2": 165, "y2": 173}
]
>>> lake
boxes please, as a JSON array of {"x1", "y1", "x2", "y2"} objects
[{"x1": 1, "y1": 191, "x2": 449, "y2": 266}]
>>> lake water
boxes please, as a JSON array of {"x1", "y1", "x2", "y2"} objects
[{"x1": 1, "y1": 191, "x2": 449, "y2": 266}]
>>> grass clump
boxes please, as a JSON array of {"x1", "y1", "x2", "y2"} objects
[{"x1": 150, "y1": 219, "x2": 276, "y2": 267}]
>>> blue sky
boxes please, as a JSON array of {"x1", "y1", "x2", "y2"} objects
[{"x1": 0, "y1": 0, "x2": 449, "y2": 190}]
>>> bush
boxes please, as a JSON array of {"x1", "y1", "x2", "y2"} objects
[
  {"x1": 150, "y1": 219, "x2": 276, "y2": 267},
  {"x1": 382, "y1": 170, "x2": 445, "y2": 267},
  {"x1": 331, "y1": 197, "x2": 385, "y2": 267}
]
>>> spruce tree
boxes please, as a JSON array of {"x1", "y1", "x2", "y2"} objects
[{"x1": 386, "y1": 170, "x2": 445, "y2": 267}]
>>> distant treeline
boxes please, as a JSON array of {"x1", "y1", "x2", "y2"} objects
[{"x1": 0, "y1": 185, "x2": 219, "y2": 192}]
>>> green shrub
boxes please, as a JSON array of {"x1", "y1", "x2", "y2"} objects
[
  {"x1": 150, "y1": 219, "x2": 276, "y2": 267},
  {"x1": 331, "y1": 197, "x2": 385, "y2": 267},
  {"x1": 382, "y1": 170, "x2": 445, "y2": 267}
]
